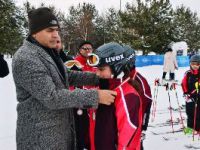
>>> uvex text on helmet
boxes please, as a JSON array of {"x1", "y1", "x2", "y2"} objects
[
  {"x1": 122, "y1": 45, "x2": 136, "y2": 69},
  {"x1": 95, "y1": 42, "x2": 126, "y2": 77}
]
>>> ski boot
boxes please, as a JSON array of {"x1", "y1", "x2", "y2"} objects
[{"x1": 184, "y1": 127, "x2": 193, "y2": 135}]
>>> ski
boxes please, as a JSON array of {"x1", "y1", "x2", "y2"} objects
[
  {"x1": 162, "y1": 136, "x2": 178, "y2": 141},
  {"x1": 184, "y1": 144, "x2": 200, "y2": 149},
  {"x1": 149, "y1": 117, "x2": 185, "y2": 128},
  {"x1": 151, "y1": 128, "x2": 183, "y2": 135},
  {"x1": 149, "y1": 121, "x2": 180, "y2": 128}
]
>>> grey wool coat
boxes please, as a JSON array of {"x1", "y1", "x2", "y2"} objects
[{"x1": 12, "y1": 39, "x2": 99, "y2": 150}]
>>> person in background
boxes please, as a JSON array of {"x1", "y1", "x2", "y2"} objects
[
  {"x1": 0, "y1": 54, "x2": 9, "y2": 78},
  {"x1": 91, "y1": 42, "x2": 143, "y2": 150},
  {"x1": 162, "y1": 47, "x2": 178, "y2": 82},
  {"x1": 75, "y1": 41, "x2": 96, "y2": 72},
  {"x1": 181, "y1": 54, "x2": 200, "y2": 134},
  {"x1": 12, "y1": 7, "x2": 116, "y2": 150},
  {"x1": 55, "y1": 35, "x2": 73, "y2": 62},
  {"x1": 74, "y1": 41, "x2": 97, "y2": 150},
  {"x1": 188, "y1": 49, "x2": 196, "y2": 59}
]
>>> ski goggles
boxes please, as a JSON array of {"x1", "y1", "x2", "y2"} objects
[
  {"x1": 64, "y1": 60, "x2": 83, "y2": 69},
  {"x1": 190, "y1": 62, "x2": 200, "y2": 70},
  {"x1": 87, "y1": 53, "x2": 100, "y2": 66},
  {"x1": 190, "y1": 62, "x2": 200, "y2": 67},
  {"x1": 81, "y1": 47, "x2": 93, "y2": 51}
]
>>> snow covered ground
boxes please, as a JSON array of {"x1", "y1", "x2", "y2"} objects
[{"x1": 0, "y1": 58, "x2": 200, "y2": 150}]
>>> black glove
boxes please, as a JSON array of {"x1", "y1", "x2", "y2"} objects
[
  {"x1": 99, "y1": 78, "x2": 122, "y2": 90},
  {"x1": 99, "y1": 78, "x2": 110, "y2": 89}
]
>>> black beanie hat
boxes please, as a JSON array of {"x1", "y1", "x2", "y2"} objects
[
  {"x1": 78, "y1": 41, "x2": 93, "y2": 49},
  {"x1": 28, "y1": 7, "x2": 59, "y2": 34}
]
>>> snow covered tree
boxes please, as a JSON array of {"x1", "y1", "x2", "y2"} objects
[
  {"x1": 61, "y1": 3, "x2": 98, "y2": 54},
  {"x1": 172, "y1": 6, "x2": 200, "y2": 50},
  {"x1": 0, "y1": 0, "x2": 25, "y2": 55},
  {"x1": 95, "y1": 8, "x2": 121, "y2": 44},
  {"x1": 120, "y1": 0, "x2": 174, "y2": 54}
]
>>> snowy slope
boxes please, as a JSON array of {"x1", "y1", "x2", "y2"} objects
[
  {"x1": 0, "y1": 59, "x2": 200, "y2": 150},
  {"x1": 0, "y1": 59, "x2": 17, "y2": 149}
]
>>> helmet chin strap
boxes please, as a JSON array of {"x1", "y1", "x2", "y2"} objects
[{"x1": 116, "y1": 71, "x2": 125, "y2": 82}]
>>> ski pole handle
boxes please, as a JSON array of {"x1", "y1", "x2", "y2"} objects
[
  {"x1": 170, "y1": 83, "x2": 176, "y2": 90},
  {"x1": 195, "y1": 82, "x2": 199, "y2": 93},
  {"x1": 154, "y1": 79, "x2": 159, "y2": 86},
  {"x1": 172, "y1": 83, "x2": 176, "y2": 90}
]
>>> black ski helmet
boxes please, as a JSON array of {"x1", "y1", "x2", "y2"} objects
[
  {"x1": 190, "y1": 54, "x2": 200, "y2": 63},
  {"x1": 95, "y1": 42, "x2": 126, "y2": 77},
  {"x1": 122, "y1": 44, "x2": 136, "y2": 69},
  {"x1": 95, "y1": 42, "x2": 136, "y2": 77}
]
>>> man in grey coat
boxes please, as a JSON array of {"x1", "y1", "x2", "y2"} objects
[{"x1": 12, "y1": 7, "x2": 116, "y2": 150}]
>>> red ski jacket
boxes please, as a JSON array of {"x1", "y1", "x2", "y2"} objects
[
  {"x1": 133, "y1": 70, "x2": 152, "y2": 131},
  {"x1": 115, "y1": 82, "x2": 142, "y2": 150},
  {"x1": 182, "y1": 69, "x2": 200, "y2": 96},
  {"x1": 75, "y1": 54, "x2": 97, "y2": 73},
  {"x1": 93, "y1": 78, "x2": 143, "y2": 150}
]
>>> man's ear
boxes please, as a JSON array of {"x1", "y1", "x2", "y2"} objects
[{"x1": 32, "y1": 34, "x2": 36, "y2": 38}]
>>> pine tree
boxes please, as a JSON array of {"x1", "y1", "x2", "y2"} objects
[
  {"x1": 0, "y1": 0, "x2": 25, "y2": 55},
  {"x1": 120, "y1": 0, "x2": 174, "y2": 54},
  {"x1": 172, "y1": 6, "x2": 200, "y2": 50}
]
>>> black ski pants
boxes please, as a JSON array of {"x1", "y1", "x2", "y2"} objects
[{"x1": 186, "y1": 100, "x2": 200, "y2": 131}]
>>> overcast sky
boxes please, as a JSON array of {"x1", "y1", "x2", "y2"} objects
[{"x1": 15, "y1": 0, "x2": 200, "y2": 16}]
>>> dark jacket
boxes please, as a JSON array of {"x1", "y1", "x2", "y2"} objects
[{"x1": 0, "y1": 54, "x2": 9, "y2": 78}]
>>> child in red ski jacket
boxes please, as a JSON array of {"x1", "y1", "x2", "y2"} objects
[
  {"x1": 91, "y1": 42, "x2": 143, "y2": 150},
  {"x1": 181, "y1": 54, "x2": 200, "y2": 132}
]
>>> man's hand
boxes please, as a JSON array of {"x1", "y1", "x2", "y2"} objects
[{"x1": 97, "y1": 90, "x2": 117, "y2": 105}]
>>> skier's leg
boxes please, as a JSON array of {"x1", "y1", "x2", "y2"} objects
[
  {"x1": 195, "y1": 100, "x2": 200, "y2": 131},
  {"x1": 186, "y1": 101, "x2": 195, "y2": 129},
  {"x1": 162, "y1": 72, "x2": 167, "y2": 79},
  {"x1": 169, "y1": 72, "x2": 175, "y2": 80}
]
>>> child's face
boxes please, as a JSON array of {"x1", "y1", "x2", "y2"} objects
[
  {"x1": 190, "y1": 62, "x2": 200, "y2": 70},
  {"x1": 96, "y1": 65, "x2": 113, "y2": 79}
]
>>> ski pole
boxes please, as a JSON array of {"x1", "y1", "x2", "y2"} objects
[
  {"x1": 171, "y1": 83, "x2": 185, "y2": 129},
  {"x1": 153, "y1": 86, "x2": 158, "y2": 121},
  {"x1": 166, "y1": 83, "x2": 174, "y2": 133},
  {"x1": 193, "y1": 82, "x2": 199, "y2": 141},
  {"x1": 151, "y1": 79, "x2": 157, "y2": 121},
  {"x1": 153, "y1": 79, "x2": 159, "y2": 120},
  {"x1": 151, "y1": 79, "x2": 159, "y2": 122}
]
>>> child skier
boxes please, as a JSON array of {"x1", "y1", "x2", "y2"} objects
[
  {"x1": 89, "y1": 42, "x2": 143, "y2": 150},
  {"x1": 123, "y1": 45, "x2": 152, "y2": 150},
  {"x1": 181, "y1": 54, "x2": 200, "y2": 133}
]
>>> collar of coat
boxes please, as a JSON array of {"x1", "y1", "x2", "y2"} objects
[{"x1": 25, "y1": 35, "x2": 66, "y2": 84}]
